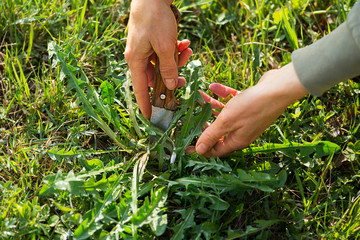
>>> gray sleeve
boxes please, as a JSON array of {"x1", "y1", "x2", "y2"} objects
[{"x1": 292, "y1": 2, "x2": 360, "y2": 96}]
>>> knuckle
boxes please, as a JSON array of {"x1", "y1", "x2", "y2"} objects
[
  {"x1": 217, "y1": 112, "x2": 233, "y2": 128},
  {"x1": 124, "y1": 48, "x2": 133, "y2": 63},
  {"x1": 154, "y1": 40, "x2": 174, "y2": 54},
  {"x1": 159, "y1": 64, "x2": 177, "y2": 76}
]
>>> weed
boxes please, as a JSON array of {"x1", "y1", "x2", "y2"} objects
[{"x1": 1, "y1": 0, "x2": 360, "y2": 239}]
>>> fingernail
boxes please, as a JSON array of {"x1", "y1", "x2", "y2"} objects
[
  {"x1": 196, "y1": 143, "x2": 208, "y2": 155},
  {"x1": 165, "y1": 78, "x2": 175, "y2": 89}
]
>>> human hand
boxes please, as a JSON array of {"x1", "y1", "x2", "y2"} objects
[
  {"x1": 124, "y1": 0, "x2": 192, "y2": 119},
  {"x1": 195, "y1": 63, "x2": 308, "y2": 157}
]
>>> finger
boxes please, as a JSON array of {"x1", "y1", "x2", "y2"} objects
[
  {"x1": 196, "y1": 117, "x2": 228, "y2": 155},
  {"x1": 178, "y1": 39, "x2": 190, "y2": 52},
  {"x1": 199, "y1": 90, "x2": 224, "y2": 109},
  {"x1": 130, "y1": 66, "x2": 152, "y2": 119},
  {"x1": 156, "y1": 43, "x2": 178, "y2": 90},
  {"x1": 146, "y1": 61, "x2": 155, "y2": 87},
  {"x1": 199, "y1": 91, "x2": 224, "y2": 116},
  {"x1": 178, "y1": 48, "x2": 193, "y2": 67},
  {"x1": 148, "y1": 67, "x2": 185, "y2": 89},
  {"x1": 178, "y1": 40, "x2": 192, "y2": 67},
  {"x1": 209, "y1": 83, "x2": 240, "y2": 98},
  {"x1": 178, "y1": 77, "x2": 186, "y2": 88},
  {"x1": 208, "y1": 132, "x2": 245, "y2": 157}
]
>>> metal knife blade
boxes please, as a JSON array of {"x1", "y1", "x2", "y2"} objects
[
  {"x1": 150, "y1": 5, "x2": 180, "y2": 131},
  {"x1": 150, "y1": 106, "x2": 174, "y2": 131}
]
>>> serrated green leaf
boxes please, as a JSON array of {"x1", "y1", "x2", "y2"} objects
[
  {"x1": 86, "y1": 158, "x2": 103, "y2": 169},
  {"x1": 240, "y1": 141, "x2": 340, "y2": 159},
  {"x1": 171, "y1": 207, "x2": 195, "y2": 240},
  {"x1": 100, "y1": 80, "x2": 115, "y2": 105}
]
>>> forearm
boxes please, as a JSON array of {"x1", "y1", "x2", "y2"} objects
[{"x1": 292, "y1": 2, "x2": 360, "y2": 96}]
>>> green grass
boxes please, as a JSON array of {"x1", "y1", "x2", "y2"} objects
[{"x1": 1, "y1": 0, "x2": 360, "y2": 239}]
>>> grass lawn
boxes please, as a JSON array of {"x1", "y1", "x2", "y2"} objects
[{"x1": 1, "y1": 0, "x2": 360, "y2": 239}]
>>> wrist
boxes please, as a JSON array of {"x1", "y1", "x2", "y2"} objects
[
  {"x1": 278, "y1": 63, "x2": 308, "y2": 104},
  {"x1": 257, "y1": 63, "x2": 308, "y2": 110}
]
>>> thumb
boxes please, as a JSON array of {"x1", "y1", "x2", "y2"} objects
[
  {"x1": 157, "y1": 47, "x2": 178, "y2": 90},
  {"x1": 196, "y1": 118, "x2": 227, "y2": 155}
]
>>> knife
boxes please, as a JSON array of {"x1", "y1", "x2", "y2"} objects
[{"x1": 150, "y1": 5, "x2": 181, "y2": 131}]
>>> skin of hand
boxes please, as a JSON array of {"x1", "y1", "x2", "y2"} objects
[
  {"x1": 124, "y1": 0, "x2": 192, "y2": 119},
  {"x1": 195, "y1": 63, "x2": 309, "y2": 157}
]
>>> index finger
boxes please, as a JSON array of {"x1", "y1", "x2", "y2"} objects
[
  {"x1": 195, "y1": 116, "x2": 228, "y2": 155},
  {"x1": 209, "y1": 83, "x2": 240, "y2": 98},
  {"x1": 208, "y1": 131, "x2": 246, "y2": 157},
  {"x1": 130, "y1": 65, "x2": 152, "y2": 119}
]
